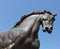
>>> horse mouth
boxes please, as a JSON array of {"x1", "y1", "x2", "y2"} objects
[
  {"x1": 47, "y1": 30, "x2": 52, "y2": 34},
  {"x1": 43, "y1": 27, "x2": 52, "y2": 34}
]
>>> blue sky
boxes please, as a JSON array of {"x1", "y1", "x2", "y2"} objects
[{"x1": 0, "y1": 0, "x2": 60, "y2": 49}]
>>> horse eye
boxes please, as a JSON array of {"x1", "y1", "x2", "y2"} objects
[
  {"x1": 43, "y1": 18, "x2": 47, "y2": 21},
  {"x1": 42, "y1": 18, "x2": 47, "y2": 21}
]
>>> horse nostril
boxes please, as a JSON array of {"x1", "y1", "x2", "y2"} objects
[
  {"x1": 45, "y1": 27, "x2": 48, "y2": 31},
  {"x1": 50, "y1": 27, "x2": 53, "y2": 30}
]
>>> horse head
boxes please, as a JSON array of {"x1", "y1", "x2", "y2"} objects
[{"x1": 41, "y1": 10, "x2": 57, "y2": 33}]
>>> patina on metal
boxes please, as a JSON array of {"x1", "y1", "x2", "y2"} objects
[{"x1": 0, "y1": 10, "x2": 57, "y2": 49}]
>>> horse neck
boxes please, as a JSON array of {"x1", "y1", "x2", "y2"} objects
[
  {"x1": 30, "y1": 15, "x2": 42, "y2": 38},
  {"x1": 15, "y1": 15, "x2": 41, "y2": 32}
]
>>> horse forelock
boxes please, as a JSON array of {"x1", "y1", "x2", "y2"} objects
[{"x1": 13, "y1": 10, "x2": 53, "y2": 28}]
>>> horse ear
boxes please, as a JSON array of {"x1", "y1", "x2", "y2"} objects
[
  {"x1": 53, "y1": 14, "x2": 57, "y2": 17},
  {"x1": 44, "y1": 10, "x2": 47, "y2": 12}
]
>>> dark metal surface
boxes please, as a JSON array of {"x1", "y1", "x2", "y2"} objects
[{"x1": 0, "y1": 10, "x2": 57, "y2": 49}]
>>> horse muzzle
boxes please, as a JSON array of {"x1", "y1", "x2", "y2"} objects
[{"x1": 43, "y1": 27, "x2": 53, "y2": 34}]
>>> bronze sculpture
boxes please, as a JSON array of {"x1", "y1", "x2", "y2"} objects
[{"x1": 0, "y1": 10, "x2": 57, "y2": 49}]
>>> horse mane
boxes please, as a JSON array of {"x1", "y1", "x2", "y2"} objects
[{"x1": 13, "y1": 10, "x2": 52, "y2": 28}]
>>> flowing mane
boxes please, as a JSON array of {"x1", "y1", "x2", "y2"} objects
[{"x1": 13, "y1": 10, "x2": 52, "y2": 28}]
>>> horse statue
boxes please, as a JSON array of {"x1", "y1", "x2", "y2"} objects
[{"x1": 0, "y1": 10, "x2": 57, "y2": 49}]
